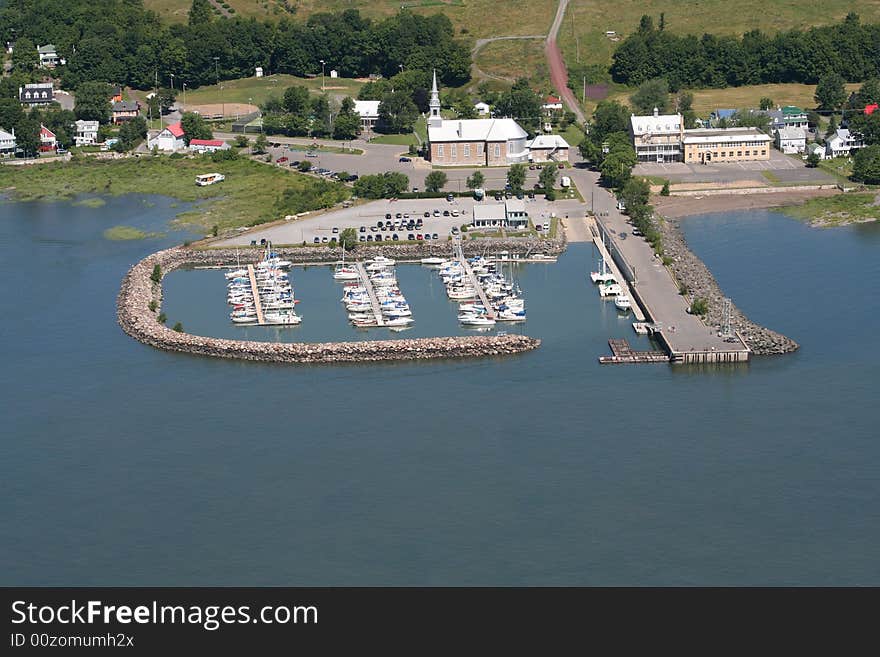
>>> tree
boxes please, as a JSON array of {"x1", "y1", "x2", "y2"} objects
[
  {"x1": 733, "y1": 109, "x2": 771, "y2": 133},
  {"x1": 74, "y1": 82, "x2": 113, "y2": 124},
  {"x1": 600, "y1": 145, "x2": 636, "y2": 188},
  {"x1": 188, "y1": 0, "x2": 214, "y2": 26},
  {"x1": 282, "y1": 85, "x2": 310, "y2": 116},
  {"x1": 455, "y1": 100, "x2": 477, "y2": 119},
  {"x1": 157, "y1": 88, "x2": 177, "y2": 114},
  {"x1": 234, "y1": 135, "x2": 249, "y2": 148},
  {"x1": 851, "y1": 145, "x2": 880, "y2": 184},
  {"x1": 339, "y1": 227, "x2": 358, "y2": 251},
  {"x1": 495, "y1": 79, "x2": 542, "y2": 133},
  {"x1": 425, "y1": 170, "x2": 448, "y2": 193},
  {"x1": 117, "y1": 117, "x2": 148, "y2": 150},
  {"x1": 310, "y1": 95, "x2": 331, "y2": 137},
  {"x1": 825, "y1": 115, "x2": 838, "y2": 138},
  {"x1": 377, "y1": 92, "x2": 418, "y2": 134},
  {"x1": 172, "y1": 322, "x2": 184, "y2": 332},
  {"x1": 151, "y1": 265, "x2": 162, "y2": 283},
  {"x1": 353, "y1": 172, "x2": 409, "y2": 198},
  {"x1": 676, "y1": 91, "x2": 697, "y2": 129},
  {"x1": 297, "y1": 159, "x2": 311, "y2": 172},
  {"x1": 11, "y1": 38, "x2": 38, "y2": 73},
  {"x1": 630, "y1": 78, "x2": 670, "y2": 114},
  {"x1": 578, "y1": 137, "x2": 602, "y2": 165},
  {"x1": 855, "y1": 78, "x2": 880, "y2": 106},
  {"x1": 333, "y1": 97, "x2": 362, "y2": 140},
  {"x1": 254, "y1": 133, "x2": 268, "y2": 154},
  {"x1": 759, "y1": 97, "x2": 774, "y2": 111},
  {"x1": 466, "y1": 170, "x2": 485, "y2": 189},
  {"x1": 15, "y1": 117, "x2": 41, "y2": 157},
  {"x1": 538, "y1": 164, "x2": 557, "y2": 190},
  {"x1": 660, "y1": 180, "x2": 671, "y2": 195},
  {"x1": 815, "y1": 73, "x2": 846, "y2": 111},
  {"x1": 806, "y1": 151, "x2": 820, "y2": 168},
  {"x1": 180, "y1": 112, "x2": 213, "y2": 144},
  {"x1": 507, "y1": 163, "x2": 526, "y2": 191},
  {"x1": 590, "y1": 100, "x2": 630, "y2": 144},
  {"x1": 619, "y1": 176, "x2": 651, "y2": 212}
]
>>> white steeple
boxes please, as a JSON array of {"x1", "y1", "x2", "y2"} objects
[{"x1": 428, "y1": 68, "x2": 442, "y2": 128}]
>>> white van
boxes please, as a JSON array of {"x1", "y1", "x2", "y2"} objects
[{"x1": 560, "y1": 176, "x2": 571, "y2": 188}]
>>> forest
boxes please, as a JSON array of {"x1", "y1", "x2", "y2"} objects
[
  {"x1": 610, "y1": 13, "x2": 880, "y2": 89},
  {"x1": 0, "y1": 0, "x2": 471, "y2": 90}
]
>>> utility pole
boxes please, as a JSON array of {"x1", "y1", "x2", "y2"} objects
[
  {"x1": 577, "y1": 37, "x2": 580, "y2": 63},
  {"x1": 583, "y1": 77, "x2": 586, "y2": 105},
  {"x1": 182, "y1": 82, "x2": 186, "y2": 111},
  {"x1": 319, "y1": 59, "x2": 325, "y2": 92},
  {"x1": 169, "y1": 72, "x2": 174, "y2": 93}
]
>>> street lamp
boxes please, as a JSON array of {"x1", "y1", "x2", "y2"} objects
[{"x1": 319, "y1": 60, "x2": 326, "y2": 91}]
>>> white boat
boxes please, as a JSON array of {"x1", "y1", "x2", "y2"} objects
[
  {"x1": 599, "y1": 282, "x2": 622, "y2": 297},
  {"x1": 333, "y1": 265, "x2": 359, "y2": 281},
  {"x1": 497, "y1": 309, "x2": 527, "y2": 322},
  {"x1": 264, "y1": 312, "x2": 302, "y2": 325},
  {"x1": 459, "y1": 315, "x2": 496, "y2": 327},
  {"x1": 385, "y1": 317, "x2": 414, "y2": 327},
  {"x1": 614, "y1": 294, "x2": 632, "y2": 311},
  {"x1": 231, "y1": 315, "x2": 257, "y2": 324},
  {"x1": 420, "y1": 257, "x2": 445, "y2": 266},
  {"x1": 370, "y1": 256, "x2": 396, "y2": 266},
  {"x1": 590, "y1": 256, "x2": 617, "y2": 284}
]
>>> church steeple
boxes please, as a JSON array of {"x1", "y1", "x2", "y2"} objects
[{"x1": 428, "y1": 69, "x2": 442, "y2": 128}]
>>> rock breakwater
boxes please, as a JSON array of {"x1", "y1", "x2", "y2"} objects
[
  {"x1": 117, "y1": 245, "x2": 541, "y2": 364},
  {"x1": 658, "y1": 218, "x2": 799, "y2": 356}
]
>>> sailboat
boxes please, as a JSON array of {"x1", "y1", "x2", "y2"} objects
[
  {"x1": 333, "y1": 250, "x2": 359, "y2": 281},
  {"x1": 590, "y1": 246, "x2": 617, "y2": 285}
]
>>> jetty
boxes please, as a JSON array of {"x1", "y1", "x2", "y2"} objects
[
  {"x1": 599, "y1": 339, "x2": 669, "y2": 365},
  {"x1": 458, "y1": 253, "x2": 496, "y2": 320},
  {"x1": 587, "y1": 216, "x2": 646, "y2": 322},
  {"x1": 246, "y1": 264, "x2": 266, "y2": 325},
  {"x1": 354, "y1": 261, "x2": 386, "y2": 326}
]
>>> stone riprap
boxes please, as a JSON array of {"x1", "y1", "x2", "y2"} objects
[
  {"x1": 658, "y1": 218, "x2": 799, "y2": 356},
  {"x1": 117, "y1": 244, "x2": 543, "y2": 364}
]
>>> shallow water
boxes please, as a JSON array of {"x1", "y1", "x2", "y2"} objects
[{"x1": 2, "y1": 198, "x2": 878, "y2": 585}]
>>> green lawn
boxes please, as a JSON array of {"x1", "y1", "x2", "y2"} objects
[
  {"x1": 178, "y1": 73, "x2": 365, "y2": 108},
  {"x1": 819, "y1": 157, "x2": 854, "y2": 182},
  {"x1": 0, "y1": 155, "x2": 350, "y2": 230},
  {"x1": 369, "y1": 133, "x2": 418, "y2": 146}
]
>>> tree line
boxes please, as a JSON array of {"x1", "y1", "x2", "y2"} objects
[
  {"x1": 0, "y1": 1, "x2": 471, "y2": 91},
  {"x1": 610, "y1": 13, "x2": 880, "y2": 89}
]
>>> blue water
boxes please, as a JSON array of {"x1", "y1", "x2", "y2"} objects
[{"x1": 2, "y1": 199, "x2": 878, "y2": 585}]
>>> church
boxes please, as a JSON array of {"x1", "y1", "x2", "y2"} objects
[{"x1": 426, "y1": 71, "x2": 529, "y2": 167}]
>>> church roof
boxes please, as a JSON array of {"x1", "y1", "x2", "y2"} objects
[{"x1": 428, "y1": 118, "x2": 527, "y2": 143}]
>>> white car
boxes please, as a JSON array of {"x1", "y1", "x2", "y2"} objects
[{"x1": 542, "y1": 222, "x2": 550, "y2": 231}]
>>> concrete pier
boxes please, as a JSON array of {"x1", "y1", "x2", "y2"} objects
[
  {"x1": 354, "y1": 261, "x2": 386, "y2": 326},
  {"x1": 246, "y1": 265, "x2": 266, "y2": 325},
  {"x1": 587, "y1": 216, "x2": 646, "y2": 322}
]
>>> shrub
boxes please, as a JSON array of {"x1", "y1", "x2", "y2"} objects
[
  {"x1": 678, "y1": 283, "x2": 688, "y2": 296},
  {"x1": 212, "y1": 224, "x2": 219, "y2": 237},
  {"x1": 157, "y1": 312, "x2": 167, "y2": 324},
  {"x1": 169, "y1": 152, "x2": 185, "y2": 160},
  {"x1": 148, "y1": 300, "x2": 157, "y2": 312},
  {"x1": 660, "y1": 180, "x2": 670, "y2": 196},
  {"x1": 150, "y1": 264, "x2": 162, "y2": 283},
  {"x1": 172, "y1": 322, "x2": 184, "y2": 332},
  {"x1": 235, "y1": 135, "x2": 249, "y2": 148},
  {"x1": 690, "y1": 298, "x2": 708, "y2": 315},
  {"x1": 662, "y1": 256, "x2": 673, "y2": 266}
]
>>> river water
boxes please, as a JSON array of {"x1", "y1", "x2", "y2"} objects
[{"x1": 2, "y1": 197, "x2": 878, "y2": 585}]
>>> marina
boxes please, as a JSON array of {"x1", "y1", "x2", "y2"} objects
[
  {"x1": 225, "y1": 244, "x2": 300, "y2": 327},
  {"x1": 338, "y1": 257, "x2": 414, "y2": 330}
]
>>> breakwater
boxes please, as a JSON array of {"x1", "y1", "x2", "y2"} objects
[
  {"x1": 117, "y1": 244, "x2": 542, "y2": 364},
  {"x1": 657, "y1": 218, "x2": 799, "y2": 356}
]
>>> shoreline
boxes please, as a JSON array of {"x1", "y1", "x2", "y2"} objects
[{"x1": 653, "y1": 188, "x2": 840, "y2": 220}]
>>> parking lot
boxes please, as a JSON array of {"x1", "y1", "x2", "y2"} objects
[
  {"x1": 217, "y1": 195, "x2": 586, "y2": 247},
  {"x1": 634, "y1": 149, "x2": 835, "y2": 184}
]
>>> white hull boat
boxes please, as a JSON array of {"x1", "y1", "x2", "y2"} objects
[{"x1": 614, "y1": 295, "x2": 632, "y2": 311}]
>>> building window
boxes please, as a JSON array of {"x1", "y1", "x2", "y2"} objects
[
  {"x1": 494, "y1": 144, "x2": 500, "y2": 158},
  {"x1": 737, "y1": 151, "x2": 742, "y2": 157},
  {"x1": 478, "y1": 143, "x2": 484, "y2": 155},
  {"x1": 761, "y1": 150, "x2": 766, "y2": 155},
  {"x1": 451, "y1": 144, "x2": 457, "y2": 158},
  {"x1": 437, "y1": 144, "x2": 444, "y2": 157},
  {"x1": 464, "y1": 144, "x2": 470, "y2": 157}
]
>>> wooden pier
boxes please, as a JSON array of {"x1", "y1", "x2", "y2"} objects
[
  {"x1": 354, "y1": 261, "x2": 386, "y2": 326},
  {"x1": 246, "y1": 264, "x2": 266, "y2": 325},
  {"x1": 599, "y1": 339, "x2": 669, "y2": 365},
  {"x1": 458, "y1": 255, "x2": 496, "y2": 320}
]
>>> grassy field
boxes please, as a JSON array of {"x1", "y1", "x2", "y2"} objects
[
  {"x1": 0, "y1": 156, "x2": 350, "y2": 230},
  {"x1": 178, "y1": 73, "x2": 365, "y2": 107},
  {"x1": 368, "y1": 133, "x2": 418, "y2": 146},
  {"x1": 557, "y1": 1, "x2": 880, "y2": 72},
  {"x1": 144, "y1": 0, "x2": 294, "y2": 21},
  {"x1": 474, "y1": 38, "x2": 548, "y2": 85},
  {"x1": 818, "y1": 157, "x2": 854, "y2": 182},
  {"x1": 783, "y1": 192, "x2": 880, "y2": 226}
]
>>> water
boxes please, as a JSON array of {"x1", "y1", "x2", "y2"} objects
[{"x1": 2, "y1": 198, "x2": 878, "y2": 585}]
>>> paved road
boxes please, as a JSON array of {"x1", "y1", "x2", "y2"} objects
[{"x1": 545, "y1": 0, "x2": 586, "y2": 125}]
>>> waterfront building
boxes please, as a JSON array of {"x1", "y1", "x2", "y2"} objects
[
  {"x1": 471, "y1": 199, "x2": 530, "y2": 230},
  {"x1": 0, "y1": 128, "x2": 15, "y2": 157},
  {"x1": 39, "y1": 124, "x2": 56, "y2": 152},
  {"x1": 630, "y1": 108, "x2": 684, "y2": 163},
  {"x1": 825, "y1": 129, "x2": 864, "y2": 158},
  {"x1": 427, "y1": 71, "x2": 529, "y2": 166},
  {"x1": 111, "y1": 100, "x2": 140, "y2": 124},
  {"x1": 37, "y1": 44, "x2": 60, "y2": 68},
  {"x1": 148, "y1": 122, "x2": 186, "y2": 152},
  {"x1": 765, "y1": 106, "x2": 809, "y2": 132},
  {"x1": 74, "y1": 120, "x2": 99, "y2": 147},
  {"x1": 775, "y1": 126, "x2": 806, "y2": 154},
  {"x1": 682, "y1": 127, "x2": 772, "y2": 164},
  {"x1": 189, "y1": 139, "x2": 230, "y2": 154}
]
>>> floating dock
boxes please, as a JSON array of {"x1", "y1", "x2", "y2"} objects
[
  {"x1": 599, "y1": 339, "x2": 669, "y2": 365},
  {"x1": 458, "y1": 255, "x2": 496, "y2": 320},
  {"x1": 354, "y1": 261, "x2": 386, "y2": 327},
  {"x1": 246, "y1": 264, "x2": 266, "y2": 325}
]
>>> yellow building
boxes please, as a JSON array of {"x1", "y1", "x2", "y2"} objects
[{"x1": 682, "y1": 128, "x2": 772, "y2": 164}]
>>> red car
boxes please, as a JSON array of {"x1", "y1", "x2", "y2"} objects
[{"x1": 277, "y1": 157, "x2": 289, "y2": 165}]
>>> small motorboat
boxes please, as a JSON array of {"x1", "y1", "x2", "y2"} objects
[
  {"x1": 385, "y1": 317, "x2": 414, "y2": 327},
  {"x1": 420, "y1": 257, "x2": 445, "y2": 266},
  {"x1": 599, "y1": 282, "x2": 623, "y2": 297},
  {"x1": 459, "y1": 314, "x2": 496, "y2": 327},
  {"x1": 614, "y1": 294, "x2": 632, "y2": 312}
]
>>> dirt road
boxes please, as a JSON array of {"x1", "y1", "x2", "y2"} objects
[{"x1": 545, "y1": 0, "x2": 585, "y2": 125}]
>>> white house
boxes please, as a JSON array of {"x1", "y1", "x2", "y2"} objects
[
  {"x1": 526, "y1": 134, "x2": 570, "y2": 162},
  {"x1": 255, "y1": 67, "x2": 264, "y2": 78},
  {"x1": 542, "y1": 95, "x2": 563, "y2": 113},
  {"x1": 353, "y1": 100, "x2": 380, "y2": 133},
  {"x1": 825, "y1": 129, "x2": 864, "y2": 158},
  {"x1": 0, "y1": 128, "x2": 16, "y2": 157},
  {"x1": 37, "y1": 44, "x2": 60, "y2": 68},
  {"x1": 775, "y1": 126, "x2": 806, "y2": 154},
  {"x1": 471, "y1": 199, "x2": 530, "y2": 230},
  {"x1": 330, "y1": 69, "x2": 338, "y2": 78},
  {"x1": 189, "y1": 139, "x2": 230, "y2": 154},
  {"x1": 630, "y1": 108, "x2": 684, "y2": 162},
  {"x1": 74, "y1": 120, "x2": 99, "y2": 147},
  {"x1": 804, "y1": 142, "x2": 826, "y2": 161},
  {"x1": 474, "y1": 101, "x2": 490, "y2": 116},
  {"x1": 148, "y1": 121, "x2": 186, "y2": 152}
]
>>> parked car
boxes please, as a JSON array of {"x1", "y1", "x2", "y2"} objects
[
  {"x1": 412, "y1": 187, "x2": 419, "y2": 193},
  {"x1": 385, "y1": 213, "x2": 392, "y2": 220},
  {"x1": 416, "y1": 234, "x2": 423, "y2": 240},
  {"x1": 424, "y1": 211, "x2": 430, "y2": 218},
  {"x1": 451, "y1": 227, "x2": 459, "y2": 235},
  {"x1": 377, "y1": 220, "x2": 385, "y2": 228},
  {"x1": 56, "y1": 148, "x2": 68, "y2": 155},
  {"x1": 528, "y1": 164, "x2": 536, "y2": 170},
  {"x1": 375, "y1": 234, "x2": 383, "y2": 242},
  {"x1": 359, "y1": 226, "x2": 366, "y2": 233},
  {"x1": 423, "y1": 234, "x2": 430, "y2": 240},
  {"x1": 306, "y1": 151, "x2": 318, "y2": 157},
  {"x1": 433, "y1": 210, "x2": 441, "y2": 217},
  {"x1": 408, "y1": 233, "x2": 415, "y2": 240},
  {"x1": 494, "y1": 194, "x2": 503, "y2": 201},
  {"x1": 432, "y1": 233, "x2": 439, "y2": 240},
  {"x1": 542, "y1": 222, "x2": 550, "y2": 231},
  {"x1": 516, "y1": 191, "x2": 524, "y2": 200},
  {"x1": 276, "y1": 157, "x2": 288, "y2": 165},
  {"x1": 443, "y1": 210, "x2": 450, "y2": 217},
  {"x1": 366, "y1": 234, "x2": 373, "y2": 241},
  {"x1": 332, "y1": 227, "x2": 339, "y2": 234},
  {"x1": 451, "y1": 210, "x2": 459, "y2": 217},
  {"x1": 313, "y1": 237, "x2": 320, "y2": 243},
  {"x1": 446, "y1": 193, "x2": 454, "y2": 202},
  {"x1": 399, "y1": 156, "x2": 411, "y2": 162},
  {"x1": 395, "y1": 212, "x2": 402, "y2": 219},
  {"x1": 321, "y1": 236, "x2": 329, "y2": 243},
  {"x1": 359, "y1": 235, "x2": 366, "y2": 242},
  {"x1": 392, "y1": 233, "x2": 399, "y2": 241},
  {"x1": 346, "y1": 174, "x2": 359, "y2": 182},
  {"x1": 632, "y1": 227, "x2": 643, "y2": 236}
]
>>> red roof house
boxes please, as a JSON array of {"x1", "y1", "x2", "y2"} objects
[
  {"x1": 39, "y1": 124, "x2": 56, "y2": 151},
  {"x1": 147, "y1": 121, "x2": 186, "y2": 151},
  {"x1": 865, "y1": 103, "x2": 878, "y2": 115},
  {"x1": 189, "y1": 138, "x2": 230, "y2": 153}
]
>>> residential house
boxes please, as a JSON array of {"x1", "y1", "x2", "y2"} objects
[
  {"x1": 474, "y1": 102, "x2": 490, "y2": 116},
  {"x1": 147, "y1": 121, "x2": 186, "y2": 151},
  {"x1": 19, "y1": 82, "x2": 54, "y2": 106},
  {"x1": 255, "y1": 67, "x2": 264, "y2": 78},
  {"x1": 353, "y1": 100, "x2": 380, "y2": 134},
  {"x1": 427, "y1": 71, "x2": 528, "y2": 166},
  {"x1": 542, "y1": 95, "x2": 563, "y2": 114},
  {"x1": 765, "y1": 106, "x2": 809, "y2": 132},
  {"x1": 39, "y1": 124, "x2": 57, "y2": 152},
  {"x1": 864, "y1": 103, "x2": 878, "y2": 116},
  {"x1": 526, "y1": 134, "x2": 570, "y2": 162},
  {"x1": 630, "y1": 108, "x2": 684, "y2": 163},
  {"x1": 189, "y1": 139, "x2": 230, "y2": 154},
  {"x1": 74, "y1": 120, "x2": 99, "y2": 147},
  {"x1": 825, "y1": 129, "x2": 864, "y2": 158},
  {"x1": 775, "y1": 126, "x2": 806, "y2": 154},
  {"x1": 471, "y1": 199, "x2": 530, "y2": 230},
  {"x1": 110, "y1": 87, "x2": 123, "y2": 104},
  {"x1": 804, "y1": 142, "x2": 826, "y2": 161},
  {"x1": 0, "y1": 128, "x2": 16, "y2": 157},
  {"x1": 37, "y1": 44, "x2": 60, "y2": 68},
  {"x1": 111, "y1": 100, "x2": 140, "y2": 124},
  {"x1": 682, "y1": 127, "x2": 772, "y2": 163}
]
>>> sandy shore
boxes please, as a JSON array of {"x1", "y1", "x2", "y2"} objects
[{"x1": 654, "y1": 188, "x2": 840, "y2": 218}]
